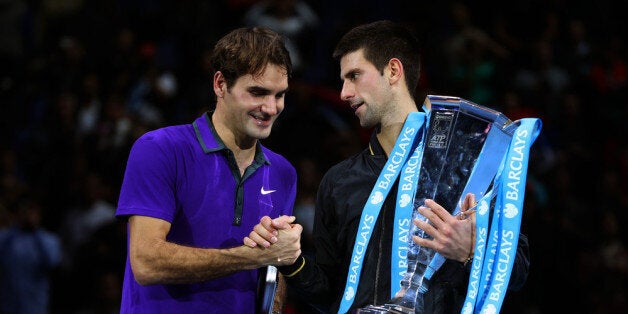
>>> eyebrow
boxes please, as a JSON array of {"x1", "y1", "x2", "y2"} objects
[
  {"x1": 247, "y1": 86, "x2": 289, "y2": 95},
  {"x1": 341, "y1": 68, "x2": 360, "y2": 80}
]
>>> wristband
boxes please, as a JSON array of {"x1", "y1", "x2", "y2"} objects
[
  {"x1": 462, "y1": 255, "x2": 473, "y2": 267},
  {"x1": 279, "y1": 255, "x2": 305, "y2": 278}
]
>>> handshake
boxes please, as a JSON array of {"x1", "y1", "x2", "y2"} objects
[{"x1": 243, "y1": 215, "x2": 303, "y2": 266}]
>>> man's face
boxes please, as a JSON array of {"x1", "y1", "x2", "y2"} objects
[
  {"x1": 339, "y1": 49, "x2": 392, "y2": 129},
  {"x1": 220, "y1": 64, "x2": 289, "y2": 141}
]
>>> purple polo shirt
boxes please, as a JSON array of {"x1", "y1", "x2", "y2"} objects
[{"x1": 116, "y1": 112, "x2": 297, "y2": 313}]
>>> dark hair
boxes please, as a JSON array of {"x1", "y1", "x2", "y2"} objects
[
  {"x1": 211, "y1": 27, "x2": 292, "y2": 90},
  {"x1": 333, "y1": 20, "x2": 421, "y2": 100}
]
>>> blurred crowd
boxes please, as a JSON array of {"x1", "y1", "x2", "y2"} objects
[{"x1": 0, "y1": 0, "x2": 626, "y2": 313}]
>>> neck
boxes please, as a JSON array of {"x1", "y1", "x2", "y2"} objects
[
  {"x1": 376, "y1": 124, "x2": 403, "y2": 157},
  {"x1": 376, "y1": 101, "x2": 419, "y2": 157},
  {"x1": 212, "y1": 113, "x2": 257, "y2": 175}
]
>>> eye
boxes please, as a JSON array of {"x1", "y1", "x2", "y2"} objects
[
  {"x1": 248, "y1": 87, "x2": 269, "y2": 97},
  {"x1": 348, "y1": 71, "x2": 359, "y2": 81},
  {"x1": 275, "y1": 92, "x2": 285, "y2": 99}
]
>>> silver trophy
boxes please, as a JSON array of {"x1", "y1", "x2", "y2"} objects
[{"x1": 359, "y1": 95, "x2": 517, "y2": 313}]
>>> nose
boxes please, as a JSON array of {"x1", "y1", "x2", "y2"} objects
[
  {"x1": 261, "y1": 96, "x2": 279, "y2": 116},
  {"x1": 340, "y1": 81, "x2": 354, "y2": 102}
]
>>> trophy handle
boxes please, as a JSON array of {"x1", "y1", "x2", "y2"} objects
[
  {"x1": 257, "y1": 265, "x2": 279, "y2": 314},
  {"x1": 426, "y1": 94, "x2": 513, "y2": 133}
]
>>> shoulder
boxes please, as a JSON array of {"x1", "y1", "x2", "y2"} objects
[
  {"x1": 261, "y1": 146, "x2": 296, "y2": 175},
  {"x1": 135, "y1": 124, "x2": 194, "y2": 147},
  {"x1": 125, "y1": 124, "x2": 199, "y2": 176},
  {"x1": 36, "y1": 229, "x2": 61, "y2": 245},
  {"x1": 0, "y1": 229, "x2": 10, "y2": 243},
  {"x1": 130, "y1": 124, "x2": 196, "y2": 157},
  {"x1": 322, "y1": 147, "x2": 375, "y2": 183}
]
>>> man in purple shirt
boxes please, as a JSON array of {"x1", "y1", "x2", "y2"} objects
[{"x1": 115, "y1": 26, "x2": 302, "y2": 313}]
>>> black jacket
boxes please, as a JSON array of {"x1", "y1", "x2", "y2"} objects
[{"x1": 281, "y1": 131, "x2": 530, "y2": 313}]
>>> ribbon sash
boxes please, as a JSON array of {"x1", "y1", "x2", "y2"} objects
[
  {"x1": 338, "y1": 112, "x2": 425, "y2": 313},
  {"x1": 461, "y1": 118, "x2": 542, "y2": 314},
  {"x1": 391, "y1": 142, "x2": 424, "y2": 297}
]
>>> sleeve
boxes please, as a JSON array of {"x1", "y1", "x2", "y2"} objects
[
  {"x1": 116, "y1": 132, "x2": 178, "y2": 222},
  {"x1": 507, "y1": 232, "x2": 530, "y2": 291},
  {"x1": 34, "y1": 230, "x2": 62, "y2": 270},
  {"x1": 278, "y1": 170, "x2": 341, "y2": 312}
]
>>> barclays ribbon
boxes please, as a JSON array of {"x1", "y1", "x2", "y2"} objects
[
  {"x1": 338, "y1": 112, "x2": 425, "y2": 313},
  {"x1": 471, "y1": 118, "x2": 542, "y2": 314},
  {"x1": 390, "y1": 111, "x2": 429, "y2": 298},
  {"x1": 391, "y1": 139, "x2": 424, "y2": 297},
  {"x1": 460, "y1": 187, "x2": 495, "y2": 314}
]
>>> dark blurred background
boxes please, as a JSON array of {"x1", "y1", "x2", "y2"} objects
[{"x1": 0, "y1": 0, "x2": 626, "y2": 313}]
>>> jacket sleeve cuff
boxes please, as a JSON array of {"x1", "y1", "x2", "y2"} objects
[{"x1": 278, "y1": 255, "x2": 305, "y2": 277}]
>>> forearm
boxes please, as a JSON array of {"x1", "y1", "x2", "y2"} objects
[
  {"x1": 129, "y1": 214, "x2": 301, "y2": 285},
  {"x1": 280, "y1": 255, "x2": 336, "y2": 309},
  {"x1": 132, "y1": 239, "x2": 264, "y2": 285}
]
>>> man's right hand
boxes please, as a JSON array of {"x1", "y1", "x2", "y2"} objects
[
  {"x1": 244, "y1": 215, "x2": 302, "y2": 266},
  {"x1": 244, "y1": 215, "x2": 296, "y2": 248}
]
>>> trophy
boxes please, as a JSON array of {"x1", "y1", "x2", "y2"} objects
[{"x1": 358, "y1": 95, "x2": 518, "y2": 314}]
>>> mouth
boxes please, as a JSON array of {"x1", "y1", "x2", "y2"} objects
[
  {"x1": 350, "y1": 102, "x2": 364, "y2": 111},
  {"x1": 250, "y1": 113, "x2": 273, "y2": 126}
]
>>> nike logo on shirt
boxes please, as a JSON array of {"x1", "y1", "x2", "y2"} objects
[{"x1": 261, "y1": 187, "x2": 276, "y2": 195}]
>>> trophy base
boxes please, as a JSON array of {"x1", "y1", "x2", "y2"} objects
[{"x1": 356, "y1": 304, "x2": 413, "y2": 314}]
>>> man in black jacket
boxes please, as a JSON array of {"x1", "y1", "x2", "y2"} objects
[{"x1": 245, "y1": 20, "x2": 529, "y2": 313}]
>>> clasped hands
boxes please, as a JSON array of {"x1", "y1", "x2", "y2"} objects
[{"x1": 244, "y1": 215, "x2": 302, "y2": 266}]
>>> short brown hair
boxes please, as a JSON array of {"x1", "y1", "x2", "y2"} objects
[{"x1": 211, "y1": 27, "x2": 292, "y2": 90}]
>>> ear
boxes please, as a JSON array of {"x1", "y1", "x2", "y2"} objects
[
  {"x1": 387, "y1": 58, "x2": 404, "y2": 85},
  {"x1": 213, "y1": 71, "x2": 226, "y2": 98}
]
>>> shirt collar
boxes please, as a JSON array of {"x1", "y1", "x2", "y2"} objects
[
  {"x1": 368, "y1": 129, "x2": 386, "y2": 156},
  {"x1": 193, "y1": 112, "x2": 270, "y2": 165}
]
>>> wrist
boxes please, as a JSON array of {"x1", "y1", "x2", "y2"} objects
[
  {"x1": 462, "y1": 246, "x2": 474, "y2": 266},
  {"x1": 462, "y1": 255, "x2": 473, "y2": 267},
  {"x1": 278, "y1": 255, "x2": 305, "y2": 277}
]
